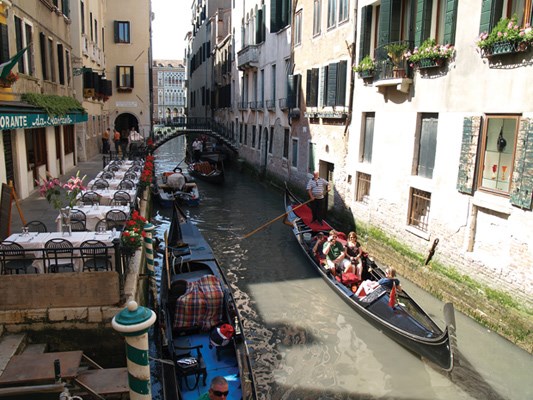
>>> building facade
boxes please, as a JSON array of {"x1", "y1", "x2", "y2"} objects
[{"x1": 152, "y1": 59, "x2": 187, "y2": 125}]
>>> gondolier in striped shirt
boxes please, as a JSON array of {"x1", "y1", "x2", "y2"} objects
[{"x1": 306, "y1": 171, "x2": 330, "y2": 224}]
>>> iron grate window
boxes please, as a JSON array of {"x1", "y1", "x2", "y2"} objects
[{"x1": 408, "y1": 188, "x2": 431, "y2": 232}]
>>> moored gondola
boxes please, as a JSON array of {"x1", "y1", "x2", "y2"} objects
[
  {"x1": 154, "y1": 167, "x2": 200, "y2": 207},
  {"x1": 187, "y1": 154, "x2": 225, "y2": 185},
  {"x1": 159, "y1": 204, "x2": 256, "y2": 399},
  {"x1": 284, "y1": 185, "x2": 456, "y2": 371}
]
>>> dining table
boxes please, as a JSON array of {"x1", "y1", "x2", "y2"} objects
[
  {"x1": 55, "y1": 205, "x2": 131, "y2": 231},
  {"x1": 87, "y1": 177, "x2": 139, "y2": 190},
  {"x1": 4, "y1": 230, "x2": 121, "y2": 273},
  {"x1": 78, "y1": 189, "x2": 137, "y2": 206}
]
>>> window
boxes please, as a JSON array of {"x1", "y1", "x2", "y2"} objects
[
  {"x1": 114, "y1": 21, "x2": 130, "y2": 43},
  {"x1": 25, "y1": 128, "x2": 46, "y2": 171},
  {"x1": 270, "y1": 0, "x2": 291, "y2": 33},
  {"x1": 63, "y1": 125, "x2": 75, "y2": 154},
  {"x1": 117, "y1": 66, "x2": 134, "y2": 89},
  {"x1": 408, "y1": 188, "x2": 431, "y2": 232},
  {"x1": 14, "y1": 18, "x2": 33, "y2": 75},
  {"x1": 327, "y1": 0, "x2": 336, "y2": 29},
  {"x1": 269, "y1": 127, "x2": 274, "y2": 154},
  {"x1": 65, "y1": 50, "x2": 71, "y2": 84},
  {"x1": 291, "y1": 138, "x2": 299, "y2": 168},
  {"x1": 322, "y1": 60, "x2": 347, "y2": 107},
  {"x1": 271, "y1": 64, "x2": 276, "y2": 102},
  {"x1": 356, "y1": 172, "x2": 371, "y2": 202},
  {"x1": 252, "y1": 125, "x2": 256, "y2": 148},
  {"x1": 39, "y1": 33, "x2": 48, "y2": 80},
  {"x1": 283, "y1": 128, "x2": 290, "y2": 159},
  {"x1": 90, "y1": 12, "x2": 93, "y2": 41},
  {"x1": 295, "y1": 10, "x2": 302, "y2": 46},
  {"x1": 308, "y1": 142, "x2": 316, "y2": 173},
  {"x1": 48, "y1": 38, "x2": 55, "y2": 82},
  {"x1": 57, "y1": 44, "x2": 65, "y2": 85},
  {"x1": 313, "y1": 0, "x2": 321, "y2": 36},
  {"x1": 61, "y1": 0, "x2": 70, "y2": 17},
  {"x1": 480, "y1": 0, "x2": 533, "y2": 33},
  {"x1": 258, "y1": 125, "x2": 262, "y2": 150},
  {"x1": 244, "y1": 125, "x2": 248, "y2": 145},
  {"x1": 81, "y1": 1, "x2": 85, "y2": 34},
  {"x1": 477, "y1": 116, "x2": 518, "y2": 194},
  {"x1": 306, "y1": 68, "x2": 319, "y2": 107},
  {"x1": 361, "y1": 112, "x2": 375, "y2": 163},
  {"x1": 338, "y1": 0, "x2": 349, "y2": 23},
  {"x1": 415, "y1": 114, "x2": 438, "y2": 179}
]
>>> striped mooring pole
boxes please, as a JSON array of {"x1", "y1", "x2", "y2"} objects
[
  {"x1": 112, "y1": 300, "x2": 157, "y2": 400},
  {"x1": 143, "y1": 222, "x2": 155, "y2": 276}
]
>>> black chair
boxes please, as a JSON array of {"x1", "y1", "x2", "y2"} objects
[
  {"x1": 0, "y1": 241, "x2": 36, "y2": 274},
  {"x1": 80, "y1": 240, "x2": 112, "y2": 271},
  {"x1": 24, "y1": 220, "x2": 48, "y2": 233},
  {"x1": 108, "y1": 164, "x2": 120, "y2": 172},
  {"x1": 80, "y1": 191, "x2": 102, "y2": 206},
  {"x1": 70, "y1": 209, "x2": 87, "y2": 232},
  {"x1": 123, "y1": 172, "x2": 137, "y2": 181},
  {"x1": 128, "y1": 165, "x2": 142, "y2": 173},
  {"x1": 44, "y1": 238, "x2": 75, "y2": 273},
  {"x1": 100, "y1": 171, "x2": 115, "y2": 180},
  {"x1": 105, "y1": 209, "x2": 128, "y2": 230},
  {"x1": 94, "y1": 219, "x2": 108, "y2": 232},
  {"x1": 174, "y1": 343, "x2": 207, "y2": 391},
  {"x1": 111, "y1": 190, "x2": 132, "y2": 206},
  {"x1": 91, "y1": 179, "x2": 109, "y2": 190},
  {"x1": 118, "y1": 179, "x2": 135, "y2": 190}
]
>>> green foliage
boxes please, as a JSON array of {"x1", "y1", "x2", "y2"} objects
[
  {"x1": 384, "y1": 42, "x2": 409, "y2": 66},
  {"x1": 405, "y1": 38, "x2": 455, "y2": 64},
  {"x1": 353, "y1": 55, "x2": 376, "y2": 73},
  {"x1": 476, "y1": 16, "x2": 533, "y2": 50},
  {"x1": 21, "y1": 93, "x2": 85, "y2": 116}
]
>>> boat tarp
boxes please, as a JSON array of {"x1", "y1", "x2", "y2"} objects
[{"x1": 173, "y1": 275, "x2": 224, "y2": 331}]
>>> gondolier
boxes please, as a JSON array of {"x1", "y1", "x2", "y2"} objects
[{"x1": 306, "y1": 171, "x2": 330, "y2": 224}]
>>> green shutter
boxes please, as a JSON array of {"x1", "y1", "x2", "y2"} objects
[
  {"x1": 319, "y1": 65, "x2": 327, "y2": 107},
  {"x1": 377, "y1": 0, "x2": 392, "y2": 47},
  {"x1": 0, "y1": 24, "x2": 8, "y2": 63},
  {"x1": 114, "y1": 21, "x2": 119, "y2": 42},
  {"x1": 311, "y1": 68, "x2": 319, "y2": 107},
  {"x1": 443, "y1": 0, "x2": 458, "y2": 45},
  {"x1": 256, "y1": 9, "x2": 263, "y2": 43},
  {"x1": 306, "y1": 69, "x2": 312, "y2": 105},
  {"x1": 271, "y1": 1, "x2": 279, "y2": 33},
  {"x1": 456, "y1": 116, "x2": 482, "y2": 195},
  {"x1": 390, "y1": 0, "x2": 402, "y2": 42},
  {"x1": 479, "y1": 0, "x2": 503, "y2": 34},
  {"x1": 414, "y1": 0, "x2": 432, "y2": 47},
  {"x1": 326, "y1": 63, "x2": 337, "y2": 107},
  {"x1": 287, "y1": 74, "x2": 299, "y2": 108},
  {"x1": 281, "y1": 0, "x2": 289, "y2": 29},
  {"x1": 336, "y1": 60, "x2": 347, "y2": 106},
  {"x1": 359, "y1": 6, "x2": 373, "y2": 62},
  {"x1": 262, "y1": 4, "x2": 267, "y2": 42},
  {"x1": 510, "y1": 119, "x2": 533, "y2": 209}
]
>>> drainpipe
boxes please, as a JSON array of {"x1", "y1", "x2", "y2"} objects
[{"x1": 345, "y1": 2, "x2": 359, "y2": 134}]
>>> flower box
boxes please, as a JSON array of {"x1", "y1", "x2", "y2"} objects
[
  {"x1": 484, "y1": 40, "x2": 529, "y2": 57},
  {"x1": 358, "y1": 70, "x2": 374, "y2": 79},
  {"x1": 417, "y1": 57, "x2": 445, "y2": 69}
]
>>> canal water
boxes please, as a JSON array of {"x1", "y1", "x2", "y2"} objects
[{"x1": 150, "y1": 137, "x2": 532, "y2": 400}]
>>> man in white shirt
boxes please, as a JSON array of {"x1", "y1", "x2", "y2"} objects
[
  {"x1": 128, "y1": 127, "x2": 144, "y2": 156},
  {"x1": 306, "y1": 171, "x2": 330, "y2": 224},
  {"x1": 192, "y1": 138, "x2": 203, "y2": 161}
]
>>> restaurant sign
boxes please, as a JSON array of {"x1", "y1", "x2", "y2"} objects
[{"x1": 0, "y1": 112, "x2": 88, "y2": 130}]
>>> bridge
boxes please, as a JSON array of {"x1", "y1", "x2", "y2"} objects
[{"x1": 152, "y1": 117, "x2": 239, "y2": 155}]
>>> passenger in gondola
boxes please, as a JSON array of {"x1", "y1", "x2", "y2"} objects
[
  {"x1": 345, "y1": 231, "x2": 363, "y2": 280},
  {"x1": 355, "y1": 267, "x2": 402, "y2": 297},
  {"x1": 323, "y1": 230, "x2": 351, "y2": 276},
  {"x1": 312, "y1": 232, "x2": 327, "y2": 262},
  {"x1": 197, "y1": 375, "x2": 229, "y2": 399}
]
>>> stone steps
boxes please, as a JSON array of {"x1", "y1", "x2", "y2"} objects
[{"x1": 0, "y1": 333, "x2": 26, "y2": 377}]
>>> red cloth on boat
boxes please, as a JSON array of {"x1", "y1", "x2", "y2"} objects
[
  {"x1": 291, "y1": 203, "x2": 333, "y2": 231},
  {"x1": 173, "y1": 275, "x2": 224, "y2": 331}
]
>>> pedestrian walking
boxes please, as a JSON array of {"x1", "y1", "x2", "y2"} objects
[
  {"x1": 102, "y1": 128, "x2": 110, "y2": 154},
  {"x1": 113, "y1": 128, "x2": 121, "y2": 155},
  {"x1": 306, "y1": 171, "x2": 330, "y2": 224}
]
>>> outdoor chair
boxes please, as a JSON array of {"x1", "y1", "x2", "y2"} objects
[
  {"x1": 80, "y1": 240, "x2": 112, "y2": 271},
  {"x1": 70, "y1": 209, "x2": 87, "y2": 232},
  {"x1": 91, "y1": 179, "x2": 109, "y2": 190},
  {"x1": 123, "y1": 172, "x2": 137, "y2": 181},
  {"x1": 44, "y1": 238, "x2": 75, "y2": 273},
  {"x1": 105, "y1": 209, "x2": 128, "y2": 231},
  {"x1": 0, "y1": 241, "x2": 36, "y2": 274},
  {"x1": 24, "y1": 220, "x2": 48, "y2": 233},
  {"x1": 111, "y1": 191, "x2": 132, "y2": 206},
  {"x1": 80, "y1": 191, "x2": 102, "y2": 206},
  {"x1": 118, "y1": 179, "x2": 135, "y2": 190},
  {"x1": 100, "y1": 171, "x2": 115, "y2": 180}
]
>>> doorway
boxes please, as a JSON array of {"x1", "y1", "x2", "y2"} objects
[{"x1": 319, "y1": 161, "x2": 334, "y2": 211}]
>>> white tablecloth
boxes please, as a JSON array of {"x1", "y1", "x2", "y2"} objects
[
  {"x1": 79, "y1": 189, "x2": 137, "y2": 206},
  {"x1": 55, "y1": 205, "x2": 131, "y2": 231},
  {"x1": 5, "y1": 231, "x2": 121, "y2": 273},
  {"x1": 87, "y1": 177, "x2": 139, "y2": 190}
]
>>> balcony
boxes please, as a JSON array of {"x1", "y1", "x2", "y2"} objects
[
  {"x1": 237, "y1": 44, "x2": 259, "y2": 71},
  {"x1": 266, "y1": 99, "x2": 276, "y2": 110},
  {"x1": 373, "y1": 40, "x2": 413, "y2": 94},
  {"x1": 248, "y1": 101, "x2": 257, "y2": 109},
  {"x1": 238, "y1": 101, "x2": 248, "y2": 110}
]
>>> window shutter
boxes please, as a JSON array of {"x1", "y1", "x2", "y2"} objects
[
  {"x1": 359, "y1": 6, "x2": 373, "y2": 62},
  {"x1": 281, "y1": 0, "x2": 290, "y2": 28},
  {"x1": 479, "y1": 0, "x2": 503, "y2": 34},
  {"x1": 443, "y1": 0, "x2": 458, "y2": 45},
  {"x1": 306, "y1": 69, "x2": 312, "y2": 106},
  {"x1": 114, "y1": 21, "x2": 119, "y2": 42},
  {"x1": 335, "y1": 60, "x2": 347, "y2": 106},
  {"x1": 130, "y1": 66, "x2": 134, "y2": 88},
  {"x1": 287, "y1": 74, "x2": 300, "y2": 108},
  {"x1": 271, "y1": 0, "x2": 279, "y2": 33},
  {"x1": 377, "y1": 0, "x2": 392, "y2": 47},
  {"x1": 0, "y1": 24, "x2": 8, "y2": 63},
  {"x1": 510, "y1": 119, "x2": 533, "y2": 209},
  {"x1": 256, "y1": 9, "x2": 263, "y2": 44},
  {"x1": 414, "y1": 0, "x2": 432, "y2": 47},
  {"x1": 262, "y1": 4, "x2": 267, "y2": 42},
  {"x1": 456, "y1": 116, "x2": 482, "y2": 195},
  {"x1": 319, "y1": 65, "x2": 327, "y2": 108},
  {"x1": 390, "y1": 0, "x2": 402, "y2": 42},
  {"x1": 326, "y1": 63, "x2": 337, "y2": 107},
  {"x1": 311, "y1": 68, "x2": 319, "y2": 107}
]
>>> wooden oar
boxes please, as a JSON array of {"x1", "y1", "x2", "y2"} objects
[
  {"x1": 164, "y1": 230, "x2": 171, "y2": 290},
  {"x1": 241, "y1": 198, "x2": 313, "y2": 239}
]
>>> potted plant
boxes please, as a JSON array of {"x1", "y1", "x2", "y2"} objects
[
  {"x1": 405, "y1": 38, "x2": 455, "y2": 69},
  {"x1": 353, "y1": 55, "x2": 376, "y2": 79},
  {"x1": 476, "y1": 17, "x2": 533, "y2": 57},
  {"x1": 384, "y1": 42, "x2": 409, "y2": 77}
]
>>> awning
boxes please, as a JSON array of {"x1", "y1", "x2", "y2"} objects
[{"x1": 0, "y1": 104, "x2": 88, "y2": 130}]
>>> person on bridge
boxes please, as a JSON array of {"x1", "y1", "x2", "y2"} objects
[{"x1": 306, "y1": 171, "x2": 330, "y2": 224}]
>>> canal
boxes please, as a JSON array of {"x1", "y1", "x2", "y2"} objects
[{"x1": 151, "y1": 137, "x2": 532, "y2": 400}]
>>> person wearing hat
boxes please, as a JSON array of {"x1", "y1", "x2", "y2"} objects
[{"x1": 306, "y1": 170, "x2": 330, "y2": 224}]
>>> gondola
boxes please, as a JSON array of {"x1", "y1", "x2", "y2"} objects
[
  {"x1": 159, "y1": 203, "x2": 257, "y2": 400},
  {"x1": 154, "y1": 166, "x2": 200, "y2": 207},
  {"x1": 187, "y1": 153, "x2": 225, "y2": 185},
  {"x1": 284, "y1": 185, "x2": 456, "y2": 371}
]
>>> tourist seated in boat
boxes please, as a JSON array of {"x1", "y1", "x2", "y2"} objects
[
  {"x1": 345, "y1": 231, "x2": 363, "y2": 280},
  {"x1": 166, "y1": 172, "x2": 186, "y2": 191},
  {"x1": 197, "y1": 375, "x2": 229, "y2": 400},
  {"x1": 322, "y1": 230, "x2": 351, "y2": 276},
  {"x1": 355, "y1": 267, "x2": 403, "y2": 297},
  {"x1": 312, "y1": 232, "x2": 327, "y2": 262}
]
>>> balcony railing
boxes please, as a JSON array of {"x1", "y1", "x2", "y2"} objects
[
  {"x1": 266, "y1": 99, "x2": 276, "y2": 110},
  {"x1": 256, "y1": 100, "x2": 264, "y2": 110},
  {"x1": 374, "y1": 40, "x2": 413, "y2": 81},
  {"x1": 248, "y1": 101, "x2": 257, "y2": 109},
  {"x1": 238, "y1": 101, "x2": 248, "y2": 110},
  {"x1": 279, "y1": 98, "x2": 288, "y2": 110},
  {"x1": 237, "y1": 44, "x2": 259, "y2": 70}
]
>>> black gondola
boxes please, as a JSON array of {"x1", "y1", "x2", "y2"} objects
[
  {"x1": 159, "y1": 203, "x2": 256, "y2": 399},
  {"x1": 187, "y1": 154, "x2": 225, "y2": 185},
  {"x1": 284, "y1": 185, "x2": 456, "y2": 371}
]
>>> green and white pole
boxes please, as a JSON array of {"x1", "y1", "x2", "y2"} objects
[
  {"x1": 112, "y1": 301, "x2": 156, "y2": 400},
  {"x1": 143, "y1": 222, "x2": 155, "y2": 276}
]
